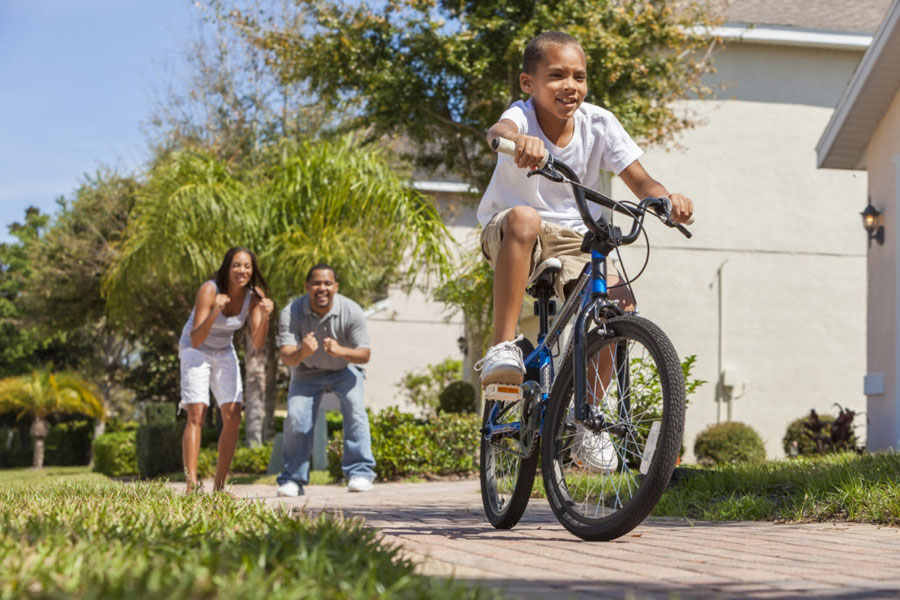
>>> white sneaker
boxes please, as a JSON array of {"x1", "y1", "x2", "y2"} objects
[
  {"x1": 277, "y1": 481, "x2": 303, "y2": 497},
  {"x1": 475, "y1": 335, "x2": 526, "y2": 387},
  {"x1": 572, "y1": 424, "x2": 619, "y2": 473},
  {"x1": 347, "y1": 477, "x2": 374, "y2": 492}
]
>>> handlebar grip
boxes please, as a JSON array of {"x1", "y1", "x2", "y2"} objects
[{"x1": 491, "y1": 136, "x2": 549, "y2": 169}]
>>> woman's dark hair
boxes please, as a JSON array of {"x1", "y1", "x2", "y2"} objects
[
  {"x1": 215, "y1": 246, "x2": 269, "y2": 297},
  {"x1": 522, "y1": 31, "x2": 581, "y2": 74},
  {"x1": 306, "y1": 262, "x2": 338, "y2": 283}
]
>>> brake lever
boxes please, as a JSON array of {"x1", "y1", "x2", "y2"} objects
[
  {"x1": 648, "y1": 197, "x2": 693, "y2": 239},
  {"x1": 526, "y1": 157, "x2": 564, "y2": 183}
]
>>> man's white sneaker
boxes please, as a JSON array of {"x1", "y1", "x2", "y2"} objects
[
  {"x1": 475, "y1": 335, "x2": 526, "y2": 387},
  {"x1": 572, "y1": 424, "x2": 619, "y2": 473},
  {"x1": 347, "y1": 476, "x2": 374, "y2": 492},
  {"x1": 277, "y1": 481, "x2": 303, "y2": 497}
]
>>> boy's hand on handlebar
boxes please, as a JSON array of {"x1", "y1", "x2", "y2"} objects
[
  {"x1": 511, "y1": 134, "x2": 548, "y2": 170},
  {"x1": 668, "y1": 193, "x2": 693, "y2": 224}
]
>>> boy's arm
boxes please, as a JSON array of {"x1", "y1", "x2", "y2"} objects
[
  {"x1": 486, "y1": 119, "x2": 547, "y2": 169},
  {"x1": 619, "y1": 160, "x2": 693, "y2": 224}
]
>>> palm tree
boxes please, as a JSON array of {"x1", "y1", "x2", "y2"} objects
[
  {"x1": 0, "y1": 369, "x2": 105, "y2": 468},
  {"x1": 103, "y1": 136, "x2": 453, "y2": 444}
]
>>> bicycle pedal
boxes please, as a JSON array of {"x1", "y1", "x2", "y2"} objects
[{"x1": 484, "y1": 383, "x2": 523, "y2": 403}]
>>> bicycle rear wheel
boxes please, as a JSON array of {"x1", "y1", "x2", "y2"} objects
[
  {"x1": 541, "y1": 314, "x2": 684, "y2": 541},
  {"x1": 480, "y1": 391, "x2": 540, "y2": 528}
]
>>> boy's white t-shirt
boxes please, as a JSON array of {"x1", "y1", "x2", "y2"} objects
[{"x1": 477, "y1": 98, "x2": 643, "y2": 233}]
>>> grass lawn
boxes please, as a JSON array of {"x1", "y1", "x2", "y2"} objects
[
  {"x1": 653, "y1": 452, "x2": 900, "y2": 524},
  {"x1": 0, "y1": 467, "x2": 494, "y2": 599},
  {"x1": 525, "y1": 452, "x2": 900, "y2": 525}
]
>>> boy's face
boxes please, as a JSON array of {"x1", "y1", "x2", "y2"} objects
[{"x1": 520, "y1": 43, "x2": 587, "y2": 125}]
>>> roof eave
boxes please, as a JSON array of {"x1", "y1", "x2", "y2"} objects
[
  {"x1": 817, "y1": 0, "x2": 900, "y2": 170},
  {"x1": 696, "y1": 24, "x2": 872, "y2": 50}
]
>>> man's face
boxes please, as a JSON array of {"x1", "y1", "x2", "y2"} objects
[
  {"x1": 306, "y1": 268, "x2": 338, "y2": 313},
  {"x1": 520, "y1": 42, "x2": 588, "y2": 127}
]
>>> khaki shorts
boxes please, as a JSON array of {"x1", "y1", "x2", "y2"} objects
[{"x1": 481, "y1": 208, "x2": 589, "y2": 299}]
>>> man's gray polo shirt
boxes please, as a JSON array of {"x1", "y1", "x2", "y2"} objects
[{"x1": 277, "y1": 293, "x2": 370, "y2": 381}]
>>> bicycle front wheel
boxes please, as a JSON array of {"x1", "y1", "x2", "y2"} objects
[
  {"x1": 480, "y1": 393, "x2": 539, "y2": 529},
  {"x1": 541, "y1": 314, "x2": 685, "y2": 541}
]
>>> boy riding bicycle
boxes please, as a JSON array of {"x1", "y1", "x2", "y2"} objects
[{"x1": 475, "y1": 31, "x2": 694, "y2": 388}]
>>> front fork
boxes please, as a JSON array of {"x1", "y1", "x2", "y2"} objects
[{"x1": 573, "y1": 249, "x2": 625, "y2": 427}]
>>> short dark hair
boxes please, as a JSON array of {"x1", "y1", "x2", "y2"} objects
[
  {"x1": 522, "y1": 31, "x2": 581, "y2": 74},
  {"x1": 215, "y1": 246, "x2": 269, "y2": 297},
  {"x1": 306, "y1": 263, "x2": 337, "y2": 282}
]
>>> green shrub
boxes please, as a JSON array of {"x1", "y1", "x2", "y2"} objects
[
  {"x1": 327, "y1": 406, "x2": 478, "y2": 481},
  {"x1": 397, "y1": 357, "x2": 462, "y2": 416},
  {"x1": 0, "y1": 425, "x2": 33, "y2": 468},
  {"x1": 438, "y1": 380, "x2": 476, "y2": 414},
  {"x1": 105, "y1": 419, "x2": 139, "y2": 433},
  {"x1": 45, "y1": 420, "x2": 94, "y2": 466},
  {"x1": 231, "y1": 444, "x2": 273, "y2": 474},
  {"x1": 273, "y1": 415, "x2": 286, "y2": 433},
  {"x1": 93, "y1": 431, "x2": 138, "y2": 477},
  {"x1": 136, "y1": 424, "x2": 184, "y2": 478},
  {"x1": 694, "y1": 421, "x2": 766, "y2": 466},
  {"x1": 142, "y1": 402, "x2": 175, "y2": 425},
  {"x1": 783, "y1": 407, "x2": 860, "y2": 457},
  {"x1": 193, "y1": 444, "x2": 274, "y2": 478},
  {"x1": 200, "y1": 426, "x2": 221, "y2": 448},
  {"x1": 197, "y1": 448, "x2": 216, "y2": 478},
  {"x1": 325, "y1": 411, "x2": 343, "y2": 438}
]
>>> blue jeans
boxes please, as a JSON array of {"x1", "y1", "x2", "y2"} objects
[{"x1": 278, "y1": 366, "x2": 376, "y2": 487}]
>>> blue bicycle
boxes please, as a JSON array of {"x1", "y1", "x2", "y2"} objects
[{"x1": 479, "y1": 138, "x2": 692, "y2": 541}]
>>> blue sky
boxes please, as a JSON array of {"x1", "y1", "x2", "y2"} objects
[{"x1": 0, "y1": 1, "x2": 195, "y2": 243}]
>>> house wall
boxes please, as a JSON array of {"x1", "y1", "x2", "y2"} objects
[
  {"x1": 362, "y1": 193, "x2": 476, "y2": 413},
  {"x1": 611, "y1": 98, "x2": 867, "y2": 459},
  {"x1": 863, "y1": 89, "x2": 900, "y2": 450}
]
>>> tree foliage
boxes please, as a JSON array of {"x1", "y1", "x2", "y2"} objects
[
  {"x1": 0, "y1": 208, "x2": 84, "y2": 378},
  {"x1": 147, "y1": 0, "x2": 321, "y2": 166},
  {"x1": 17, "y1": 172, "x2": 140, "y2": 421},
  {"x1": 103, "y1": 137, "x2": 452, "y2": 324},
  {"x1": 247, "y1": 0, "x2": 721, "y2": 186}
]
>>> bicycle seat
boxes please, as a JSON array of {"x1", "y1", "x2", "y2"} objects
[{"x1": 527, "y1": 258, "x2": 562, "y2": 295}]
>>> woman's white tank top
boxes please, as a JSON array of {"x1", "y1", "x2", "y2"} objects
[{"x1": 179, "y1": 281, "x2": 251, "y2": 352}]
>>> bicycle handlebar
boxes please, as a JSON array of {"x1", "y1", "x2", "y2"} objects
[{"x1": 491, "y1": 136, "x2": 692, "y2": 243}]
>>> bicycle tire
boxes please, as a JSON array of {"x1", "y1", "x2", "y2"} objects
[
  {"x1": 479, "y1": 398, "x2": 539, "y2": 528},
  {"x1": 541, "y1": 314, "x2": 685, "y2": 541},
  {"x1": 479, "y1": 340, "x2": 540, "y2": 529}
]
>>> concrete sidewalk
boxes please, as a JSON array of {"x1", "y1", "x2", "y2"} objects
[{"x1": 201, "y1": 479, "x2": 900, "y2": 599}]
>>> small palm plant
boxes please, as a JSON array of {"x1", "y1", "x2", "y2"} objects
[{"x1": 0, "y1": 369, "x2": 104, "y2": 468}]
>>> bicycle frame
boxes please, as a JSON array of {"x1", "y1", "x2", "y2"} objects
[{"x1": 484, "y1": 250, "x2": 622, "y2": 443}]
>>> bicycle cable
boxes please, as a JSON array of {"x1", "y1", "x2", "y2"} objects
[{"x1": 606, "y1": 199, "x2": 651, "y2": 294}]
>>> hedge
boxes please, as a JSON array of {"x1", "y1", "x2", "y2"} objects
[
  {"x1": 327, "y1": 406, "x2": 479, "y2": 481},
  {"x1": 93, "y1": 431, "x2": 139, "y2": 477}
]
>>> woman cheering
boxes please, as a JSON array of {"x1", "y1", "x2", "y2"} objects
[{"x1": 179, "y1": 246, "x2": 274, "y2": 493}]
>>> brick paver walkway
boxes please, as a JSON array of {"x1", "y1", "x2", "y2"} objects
[{"x1": 195, "y1": 480, "x2": 900, "y2": 599}]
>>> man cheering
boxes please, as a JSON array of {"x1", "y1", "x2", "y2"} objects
[{"x1": 276, "y1": 263, "x2": 376, "y2": 496}]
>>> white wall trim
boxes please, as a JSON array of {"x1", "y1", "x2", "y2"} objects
[
  {"x1": 412, "y1": 180, "x2": 478, "y2": 194},
  {"x1": 894, "y1": 155, "x2": 900, "y2": 448},
  {"x1": 699, "y1": 25, "x2": 872, "y2": 50}
]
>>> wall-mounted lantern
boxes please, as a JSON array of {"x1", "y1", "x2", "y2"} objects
[
  {"x1": 861, "y1": 197, "x2": 884, "y2": 246},
  {"x1": 457, "y1": 335, "x2": 468, "y2": 356}
]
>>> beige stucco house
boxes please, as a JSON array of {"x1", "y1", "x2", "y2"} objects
[
  {"x1": 360, "y1": 0, "x2": 889, "y2": 459},
  {"x1": 817, "y1": 0, "x2": 900, "y2": 452}
]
